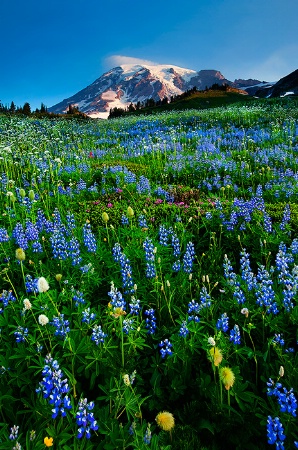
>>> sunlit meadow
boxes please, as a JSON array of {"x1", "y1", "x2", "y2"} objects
[{"x1": 0, "y1": 99, "x2": 298, "y2": 449}]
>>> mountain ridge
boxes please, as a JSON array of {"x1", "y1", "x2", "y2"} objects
[
  {"x1": 48, "y1": 64, "x2": 298, "y2": 118},
  {"x1": 48, "y1": 63, "x2": 270, "y2": 118}
]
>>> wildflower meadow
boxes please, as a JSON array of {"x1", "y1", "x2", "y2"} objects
[{"x1": 0, "y1": 99, "x2": 298, "y2": 449}]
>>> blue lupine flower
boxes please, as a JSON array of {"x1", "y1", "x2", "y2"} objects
[
  {"x1": 50, "y1": 229, "x2": 68, "y2": 260},
  {"x1": 187, "y1": 300, "x2": 200, "y2": 322},
  {"x1": 240, "y1": 250, "x2": 256, "y2": 290},
  {"x1": 233, "y1": 283, "x2": 246, "y2": 304},
  {"x1": 179, "y1": 321, "x2": 189, "y2": 337},
  {"x1": 159, "y1": 339, "x2": 173, "y2": 358},
  {"x1": 91, "y1": 325, "x2": 107, "y2": 345},
  {"x1": 136, "y1": 175, "x2": 151, "y2": 194},
  {"x1": 143, "y1": 237, "x2": 156, "y2": 278},
  {"x1": 272, "y1": 334, "x2": 285, "y2": 346},
  {"x1": 129, "y1": 296, "x2": 141, "y2": 315},
  {"x1": 121, "y1": 215, "x2": 129, "y2": 225},
  {"x1": 230, "y1": 324, "x2": 241, "y2": 345},
  {"x1": 66, "y1": 212, "x2": 76, "y2": 233},
  {"x1": 51, "y1": 314, "x2": 70, "y2": 339},
  {"x1": 25, "y1": 275, "x2": 39, "y2": 294},
  {"x1": 263, "y1": 212, "x2": 273, "y2": 233},
  {"x1": 223, "y1": 254, "x2": 237, "y2": 286},
  {"x1": 14, "y1": 326, "x2": 28, "y2": 343},
  {"x1": 158, "y1": 225, "x2": 172, "y2": 246},
  {"x1": 68, "y1": 237, "x2": 82, "y2": 266},
  {"x1": 267, "y1": 378, "x2": 297, "y2": 417},
  {"x1": 129, "y1": 422, "x2": 136, "y2": 436},
  {"x1": 182, "y1": 242, "x2": 195, "y2": 274},
  {"x1": 112, "y1": 244, "x2": 135, "y2": 293},
  {"x1": 31, "y1": 240, "x2": 43, "y2": 253},
  {"x1": 255, "y1": 265, "x2": 279, "y2": 314},
  {"x1": 267, "y1": 416, "x2": 286, "y2": 447},
  {"x1": 144, "y1": 308, "x2": 156, "y2": 334},
  {"x1": 216, "y1": 313, "x2": 229, "y2": 332},
  {"x1": 80, "y1": 263, "x2": 93, "y2": 273},
  {"x1": 290, "y1": 238, "x2": 298, "y2": 254},
  {"x1": 9, "y1": 425, "x2": 19, "y2": 440},
  {"x1": 76, "y1": 398, "x2": 98, "y2": 439},
  {"x1": 0, "y1": 290, "x2": 16, "y2": 313},
  {"x1": 172, "y1": 260, "x2": 181, "y2": 272},
  {"x1": 199, "y1": 286, "x2": 211, "y2": 309},
  {"x1": 144, "y1": 424, "x2": 152, "y2": 444},
  {"x1": 0, "y1": 228, "x2": 9, "y2": 242},
  {"x1": 138, "y1": 214, "x2": 148, "y2": 228},
  {"x1": 82, "y1": 223, "x2": 97, "y2": 252},
  {"x1": 36, "y1": 354, "x2": 72, "y2": 419},
  {"x1": 12, "y1": 223, "x2": 28, "y2": 250},
  {"x1": 108, "y1": 282, "x2": 126, "y2": 312},
  {"x1": 25, "y1": 220, "x2": 39, "y2": 241},
  {"x1": 123, "y1": 318, "x2": 135, "y2": 334},
  {"x1": 171, "y1": 233, "x2": 181, "y2": 257},
  {"x1": 73, "y1": 291, "x2": 86, "y2": 307},
  {"x1": 280, "y1": 204, "x2": 291, "y2": 230},
  {"x1": 82, "y1": 308, "x2": 96, "y2": 324}
]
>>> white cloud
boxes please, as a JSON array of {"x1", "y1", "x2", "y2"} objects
[{"x1": 105, "y1": 55, "x2": 159, "y2": 68}]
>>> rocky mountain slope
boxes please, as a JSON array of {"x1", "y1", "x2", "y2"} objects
[
  {"x1": 254, "y1": 69, "x2": 298, "y2": 98},
  {"x1": 48, "y1": 64, "x2": 246, "y2": 118}
]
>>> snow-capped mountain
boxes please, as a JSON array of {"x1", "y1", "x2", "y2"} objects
[
  {"x1": 48, "y1": 64, "x2": 232, "y2": 118},
  {"x1": 253, "y1": 69, "x2": 298, "y2": 98}
]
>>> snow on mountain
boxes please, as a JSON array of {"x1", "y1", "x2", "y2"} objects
[{"x1": 48, "y1": 64, "x2": 230, "y2": 118}]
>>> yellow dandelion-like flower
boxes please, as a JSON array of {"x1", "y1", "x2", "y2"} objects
[
  {"x1": 220, "y1": 367, "x2": 235, "y2": 390},
  {"x1": 156, "y1": 411, "x2": 175, "y2": 431},
  {"x1": 44, "y1": 436, "x2": 53, "y2": 447},
  {"x1": 16, "y1": 248, "x2": 26, "y2": 261},
  {"x1": 111, "y1": 307, "x2": 127, "y2": 318},
  {"x1": 209, "y1": 347, "x2": 223, "y2": 367}
]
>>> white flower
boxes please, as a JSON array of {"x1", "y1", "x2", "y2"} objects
[
  {"x1": 23, "y1": 299, "x2": 32, "y2": 310},
  {"x1": 38, "y1": 314, "x2": 49, "y2": 326},
  {"x1": 241, "y1": 307, "x2": 249, "y2": 318},
  {"x1": 279, "y1": 366, "x2": 284, "y2": 377},
  {"x1": 208, "y1": 337, "x2": 216, "y2": 346},
  {"x1": 123, "y1": 374, "x2": 130, "y2": 386},
  {"x1": 37, "y1": 277, "x2": 49, "y2": 293}
]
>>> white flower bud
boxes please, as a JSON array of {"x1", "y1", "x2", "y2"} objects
[
  {"x1": 38, "y1": 314, "x2": 49, "y2": 326},
  {"x1": 23, "y1": 299, "x2": 32, "y2": 310},
  {"x1": 37, "y1": 277, "x2": 49, "y2": 293}
]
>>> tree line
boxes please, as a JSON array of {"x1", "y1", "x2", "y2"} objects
[
  {"x1": 108, "y1": 84, "x2": 230, "y2": 119},
  {"x1": 0, "y1": 101, "x2": 88, "y2": 119}
]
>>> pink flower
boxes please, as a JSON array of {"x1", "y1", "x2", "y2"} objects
[{"x1": 107, "y1": 203, "x2": 113, "y2": 208}]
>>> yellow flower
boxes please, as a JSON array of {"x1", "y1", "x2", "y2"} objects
[
  {"x1": 127, "y1": 206, "x2": 134, "y2": 218},
  {"x1": 220, "y1": 367, "x2": 235, "y2": 390},
  {"x1": 44, "y1": 436, "x2": 53, "y2": 447},
  {"x1": 209, "y1": 347, "x2": 223, "y2": 366},
  {"x1": 156, "y1": 411, "x2": 175, "y2": 431},
  {"x1": 102, "y1": 212, "x2": 109, "y2": 223},
  {"x1": 16, "y1": 248, "x2": 26, "y2": 261}
]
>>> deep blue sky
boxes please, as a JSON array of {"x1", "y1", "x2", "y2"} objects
[{"x1": 1, "y1": 0, "x2": 297, "y2": 110}]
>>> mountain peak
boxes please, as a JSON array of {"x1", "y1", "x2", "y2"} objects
[{"x1": 48, "y1": 63, "x2": 259, "y2": 118}]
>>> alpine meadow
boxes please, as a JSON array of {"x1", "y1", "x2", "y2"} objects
[{"x1": 1, "y1": 97, "x2": 298, "y2": 450}]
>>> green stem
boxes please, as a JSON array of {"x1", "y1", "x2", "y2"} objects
[{"x1": 120, "y1": 316, "x2": 124, "y2": 368}]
